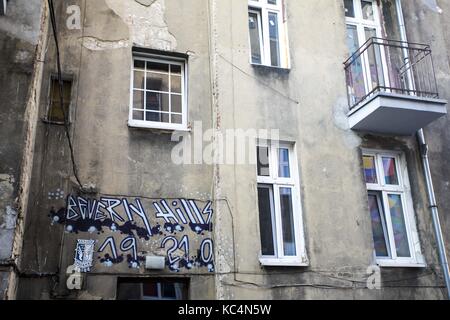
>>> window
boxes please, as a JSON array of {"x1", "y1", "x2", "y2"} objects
[
  {"x1": 117, "y1": 278, "x2": 188, "y2": 300},
  {"x1": 129, "y1": 54, "x2": 187, "y2": 130},
  {"x1": 362, "y1": 150, "x2": 425, "y2": 267},
  {"x1": 256, "y1": 141, "x2": 307, "y2": 266},
  {"x1": 46, "y1": 76, "x2": 73, "y2": 124},
  {"x1": 1, "y1": 0, "x2": 7, "y2": 15},
  {"x1": 248, "y1": 0, "x2": 289, "y2": 68},
  {"x1": 344, "y1": 0, "x2": 390, "y2": 105}
]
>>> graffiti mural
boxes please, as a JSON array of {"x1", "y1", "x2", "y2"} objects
[{"x1": 49, "y1": 195, "x2": 214, "y2": 273}]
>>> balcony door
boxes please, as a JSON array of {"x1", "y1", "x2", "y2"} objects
[{"x1": 344, "y1": 0, "x2": 389, "y2": 105}]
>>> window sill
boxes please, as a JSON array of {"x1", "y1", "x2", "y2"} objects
[
  {"x1": 250, "y1": 63, "x2": 291, "y2": 73},
  {"x1": 376, "y1": 260, "x2": 427, "y2": 268},
  {"x1": 128, "y1": 120, "x2": 190, "y2": 132},
  {"x1": 259, "y1": 257, "x2": 309, "y2": 267}
]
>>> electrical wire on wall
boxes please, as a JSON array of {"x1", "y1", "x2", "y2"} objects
[{"x1": 47, "y1": 0, "x2": 84, "y2": 190}]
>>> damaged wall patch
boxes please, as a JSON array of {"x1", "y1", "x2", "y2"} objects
[{"x1": 105, "y1": 0, "x2": 177, "y2": 51}]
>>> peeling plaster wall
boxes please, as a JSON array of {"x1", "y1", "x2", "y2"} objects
[
  {"x1": 0, "y1": 0, "x2": 45, "y2": 299},
  {"x1": 210, "y1": 0, "x2": 446, "y2": 300},
  {"x1": 12, "y1": 0, "x2": 450, "y2": 300},
  {"x1": 17, "y1": 0, "x2": 215, "y2": 300},
  {"x1": 93, "y1": 0, "x2": 177, "y2": 51},
  {"x1": 401, "y1": 0, "x2": 450, "y2": 273},
  {"x1": 0, "y1": 175, "x2": 16, "y2": 260}
]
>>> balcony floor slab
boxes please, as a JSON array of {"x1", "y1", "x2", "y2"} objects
[{"x1": 348, "y1": 92, "x2": 448, "y2": 136}]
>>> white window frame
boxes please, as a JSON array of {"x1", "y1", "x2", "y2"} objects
[
  {"x1": 256, "y1": 141, "x2": 308, "y2": 267},
  {"x1": 129, "y1": 54, "x2": 188, "y2": 131},
  {"x1": 363, "y1": 149, "x2": 426, "y2": 268},
  {"x1": 248, "y1": 0, "x2": 290, "y2": 68}
]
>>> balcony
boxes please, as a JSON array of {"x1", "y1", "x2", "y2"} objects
[{"x1": 344, "y1": 38, "x2": 447, "y2": 136}]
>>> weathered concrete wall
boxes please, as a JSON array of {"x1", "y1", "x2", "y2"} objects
[
  {"x1": 210, "y1": 0, "x2": 446, "y2": 300},
  {"x1": 0, "y1": 0, "x2": 45, "y2": 299},
  {"x1": 17, "y1": 0, "x2": 216, "y2": 300},
  {"x1": 401, "y1": 0, "x2": 450, "y2": 282},
  {"x1": 13, "y1": 0, "x2": 450, "y2": 300}
]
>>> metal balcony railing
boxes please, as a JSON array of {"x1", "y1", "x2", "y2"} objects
[{"x1": 344, "y1": 37, "x2": 439, "y2": 110}]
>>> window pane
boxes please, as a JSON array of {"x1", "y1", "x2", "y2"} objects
[
  {"x1": 133, "y1": 90, "x2": 144, "y2": 110},
  {"x1": 133, "y1": 110, "x2": 144, "y2": 121},
  {"x1": 171, "y1": 114, "x2": 182, "y2": 124},
  {"x1": 171, "y1": 75, "x2": 182, "y2": 93},
  {"x1": 147, "y1": 61, "x2": 169, "y2": 73},
  {"x1": 134, "y1": 59, "x2": 145, "y2": 70},
  {"x1": 365, "y1": 27, "x2": 385, "y2": 89},
  {"x1": 268, "y1": 12, "x2": 280, "y2": 66},
  {"x1": 346, "y1": 24, "x2": 367, "y2": 103},
  {"x1": 171, "y1": 94, "x2": 182, "y2": 113},
  {"x1": 268, "y1": 0, "x2": 277, "y2": 4},
  {"x1": 346, "y1": 24, "x2": 359, "y2": 55},
  {"x1": 248, "y1": 11, "x2": 262, "y2": 64},
  {"x1": 257, "y1": 186, "x2": 276, "y2": 256},
  {"x1": 382, "y1": 157, "x2": 399, "y2": 185},
  {"x1": 146, "y1": 112, "x2": 170, "y2": 123},
  {"x1": 368, "y1": 193, "x2": 390, "y2": 257},
  {"x1": 146, "y1": 92, "x2": 169, "y2": 112},
  {"x1": 278, "y1": 148, "x2": 291, "y2": 178},
  {"x1": 257, "y1": 146, "x2": 270, "y2": 176},
  {"x1": 162, "y1": 283, "x2": 176, "y2": 298},
  {"x1": 142, "y1": 282, "x2": 158, "y2": 297},
  {"x1": 133, "y1": 70, "x2": 145, "y2": 89},
  {"x1": 344, "y1": 0, "x2": 355, "y2": 18},
  {"x1": 280, "y1": 188, "x2": 296, "y2": 256},
  {"x1": 146, "y1": 72, "x2": 169, "y2": 92},
  {"x1": 171, "y1": 64, "x2": 181, "y2": 75},
  {"x1": 363, "y1": 155, "x2": 377, "y2": 184},
  {"x1": 48, "y1": 79, "x2": 72, "y2": 123},
  {"x1": 388, "y1": 194, "x2": 411, "y2": 257},
  {"x1": 362, "y1": 1, "x2": 374, "y2": 21}
]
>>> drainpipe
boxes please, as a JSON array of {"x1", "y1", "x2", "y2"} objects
[{"x1": 395, "y1": 0, "x2": 450, "y2": 299}]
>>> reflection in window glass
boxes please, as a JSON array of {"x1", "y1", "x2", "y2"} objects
[
  {"x1": 346, "y1": 24, "x2": 366, "y2": 103},
  {"x1": 344, "y1": 0, "x2": 355, "y2": 18},
  {"x1": 278, "y1": 148, "x2": 290, "y2": 178},
  {"x1": 249, "y1": 11, "x2": 262, "y2": 64},
  {"x1": 388, "y1": 194, "x2": 411, "y2": 258},
  {"x1": 257, "y1": 146, "x2": 270, "y2": 176},
  {"x1": 268, "y1": 12, "x2": 280, "y2": 67},
  {"x1": 133, "y1": 70, "x2": 145, "y2": 89},
  {"x1": 280, "y1": 188, "x2": 296, "y2": 256},
  {"x1": 363, "y1": 155, "x2": 378, "y2": 184},
  {"x1": 146, "y1": 72, "x2": 169, "y2": 92},
  {"x1": 368, "y1": 193, "x2": 390, "y2": 257},
  {"x1": 362, "y1": 1, "x2": 374, "y2": 20},
  {"x1": 382, "y1": 157, "x2": 399, "y2": 185},
  {"x1": 258, "y1": 186, "x2": 276, "y2": 256}
]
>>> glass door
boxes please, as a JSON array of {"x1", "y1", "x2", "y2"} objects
[{"x1": 344, "y1": 0, "x2": 389, "y2": 105}]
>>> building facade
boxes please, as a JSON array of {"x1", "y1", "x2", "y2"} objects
[{"x1": 0, "y1": 0, "x2": 449, "y2": 300}]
